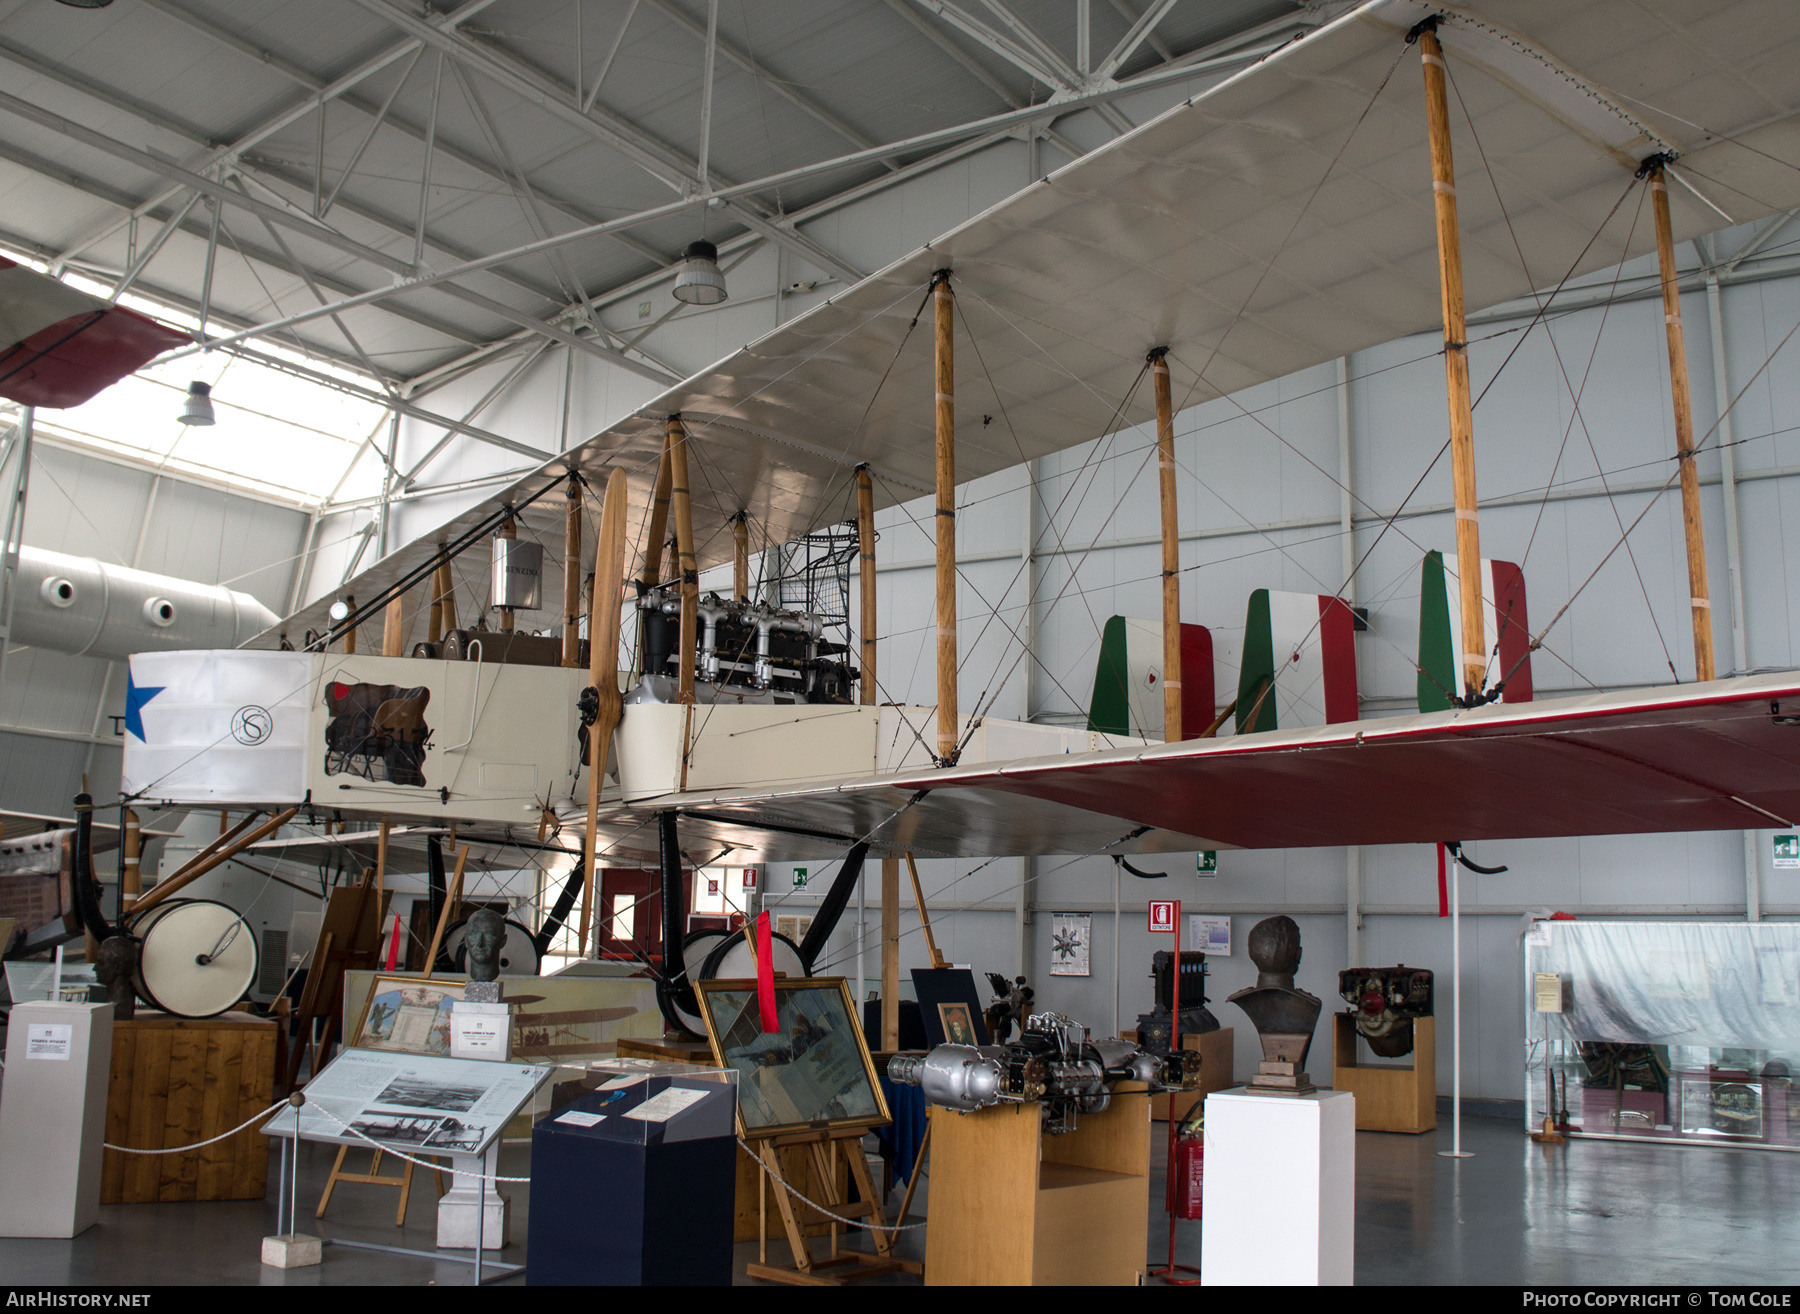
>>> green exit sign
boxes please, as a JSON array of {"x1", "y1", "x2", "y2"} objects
[
  {"x1": 1776, "y1": 836, "x2": 1799, "y2": 870},
  {"x1": 1197, "y1": 851, "x2": 1217, "y2": 874},
  {"x1": 792, "y1": 867, "x2": 809, "y2": 887}
]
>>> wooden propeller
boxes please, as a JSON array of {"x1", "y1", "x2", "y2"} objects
[{"x1": 577, "y1": 467, "x2": 630, "y2": 956}]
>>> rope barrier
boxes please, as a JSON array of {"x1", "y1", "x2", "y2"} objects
[
  {"x1": 104, "y1": 1099, "x2": 287, "y2": 1154},
  {"x1": 735, "y1": 1136, "x2": 926, "y2": 1234}
]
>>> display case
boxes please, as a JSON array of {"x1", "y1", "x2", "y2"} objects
[{"x1": 1524, "y1": 920, "x2": 1800, "y2": 1151}]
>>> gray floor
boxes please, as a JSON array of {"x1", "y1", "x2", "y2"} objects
[{"x1": 4, "y1": 1111, "x2": 1798, "y2": 1285}]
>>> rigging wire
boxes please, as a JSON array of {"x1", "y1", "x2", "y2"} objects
[{"x1": 1443, "y1": 61, "x2": 1679, "y2": 687}]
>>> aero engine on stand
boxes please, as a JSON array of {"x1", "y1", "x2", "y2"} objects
[
  {"x1": 889, "y1": 1011, "x2": 1201, "y2": 1135},
  {"x1": 632, "y1": 588, "x2": 858, "y2": 706}
]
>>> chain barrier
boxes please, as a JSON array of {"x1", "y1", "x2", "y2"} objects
[{"x1": 104, "y1": 1099, "x2": 287, "y2": 1154}]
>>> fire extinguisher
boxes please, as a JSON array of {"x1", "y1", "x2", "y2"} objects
[{"x1": 1171, "y1": 1104, "x2": 1203, "y2": 1221}]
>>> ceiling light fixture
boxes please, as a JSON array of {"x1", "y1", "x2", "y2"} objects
[
  {"x1": 178, "y1": 380, "x2": 215, "y2": 426},
  {"x1": 672, "y1": 239, "x2": 728, "y2": 306}
]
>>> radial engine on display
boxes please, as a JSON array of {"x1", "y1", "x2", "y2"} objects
[
  {"x1": 887, "y1": 1011, "x2": 1201, "y2": 1134},
  {"x1": 1338, "y1": 964, "x2": 1435, "y2": 1058}
]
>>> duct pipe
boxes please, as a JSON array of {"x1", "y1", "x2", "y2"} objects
[{"x1": 9, "y1": 544, "x2": 279, "y2": 661}]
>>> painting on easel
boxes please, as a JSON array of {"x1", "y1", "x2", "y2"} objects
[
  {"x1": 695, "y1": 977, "x2": 889, "y2": 1139},
  {"x1": 351, "y1": 975, "x2": 465, "y2": 1057}
]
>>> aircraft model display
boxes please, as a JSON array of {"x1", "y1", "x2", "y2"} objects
[{"x1": 111, "y1": 1, "x2": 1800, "y2": 1019}]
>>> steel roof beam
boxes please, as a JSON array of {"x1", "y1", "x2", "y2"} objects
[
  {"x1": 910, "y1": 0, "x2": 1131, "y2": 133},
  {"x1": 1093, "y1": 0, "x2": 1179, "y2": 81},
  {"x1": 0, "y1": 89, "x2": 677, "y2": 383},
  {"x1": 344, "y1": 0, "x2": 865, "y2": 286},
  {"x1": 0, "y1": 40, "x2": 580, "y2": 316},
  {"x1": 0, "y1": 138, "x2": 478, "y2": 353},
  {"x1": 641, "y1": 0, "x2": 898, "y2": 171}
]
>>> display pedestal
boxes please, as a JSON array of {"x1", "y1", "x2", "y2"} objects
[
  {"x1": 528, "y1": 1085, "x2": 736, "y2": 1285},
  {"x1": 1200, "y1": 1088, "x2": 1353, "y2": 1286},
  {"x1": 103, "y1": 1011, "x2": 277, "y2": 1202},
  {"x1": 437, "y1": 1145, "x2": 508, "y2": 1250},
  {"x1": 925, "y1": 1083, "x2": 1149, "y2": 1286},
  {"x1": 1331, "y1": 1014, "x2": 1435, "y2": 1134},
  {"x1": 0, "y1": 1001, "x2": 113, "y2": 1238}
]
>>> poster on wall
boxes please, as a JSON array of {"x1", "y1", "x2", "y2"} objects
[
  {"x1": 1187, "y1": 914, "x2": 1231, "y2": 956},
  {"x1": 1049, "y1": 913, "x2": 1092, "y2": 977}
]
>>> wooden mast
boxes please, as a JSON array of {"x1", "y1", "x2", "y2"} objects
[
  {"x1": 732, "y1": 513, "x2": 749, "y2": 602},
  {"x1": 667, "y1": 414, "x2": 699, "y2": 704},
  {"x1": 435, "y1": 556, "x2": 456, "y2": 635},
  {"x1": 562, "y1": 473, "x2": 583, "y2": 668},
  {"x1": 427, "y1": 550, "x2": 445, "y2": 644},
  {"x1": 856, "y1": 465, "x2": 876, "y2": 706},
  {"x1": 578, "y1": 468, "x2": 630, "y2": 956},
  {"x1": 1419, "y1": 23, "x2": 1487, "y2": 701},
  {"x1": 1150, "y1": 349, "x2": 1183, "y2": 741},
  {"x1": 639, "y1": 431, "x2": 674, "y2": 594},
  {"x1": 933, "y1": 271, "x2": 957, "y2": 763},
  {"x1": 1649, "y1": 160, "x2": 1716, "y2": 682}
]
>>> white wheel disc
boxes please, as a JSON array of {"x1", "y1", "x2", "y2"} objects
[{"x1": 137, "y1": 899, "x2": 259, "y2": 1017}]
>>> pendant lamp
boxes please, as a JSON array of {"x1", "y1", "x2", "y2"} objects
[
  {"x1": 178, "y1": 380, "x2": 214, "y2": 425},
  {"x1": 672, "y1": 239, "x2": 728, "y2": 306}
]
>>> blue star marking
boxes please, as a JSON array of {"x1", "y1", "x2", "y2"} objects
[{"x1": 123, "y1": 669, "x2": 164, "y2": 742}]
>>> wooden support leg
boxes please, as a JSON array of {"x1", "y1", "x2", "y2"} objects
[
  {"x1": 316, "y1": 1145, "x2": 351, "y2": 1218},
  {"x1": 396, "y1": 1159, "x2": 415, "y2": 1226},
  {"x1": 761, "y1": 1140, "x2": 814, "y2": 1274},
  {"x1": 845, "y1": 1137, "x2": 897, "y2": 1259},
  {"x1": 808, "y1": 1141, "x2": 840, "y2": 1259}
]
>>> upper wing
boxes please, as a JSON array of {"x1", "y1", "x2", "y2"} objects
[
  {"x1": 271, "y1": 0, "x2": 1800, "y2": 645},
  {"x1": 623, "y1": 671, "x2": 1800, "y2": 862}
]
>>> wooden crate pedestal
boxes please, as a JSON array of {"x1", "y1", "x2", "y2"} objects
[
  {"x1": 103, "y1": 1012, "x2": 277, "y2": 1203},
  {"x1": 924, "y1": 1083, "x2": 1150, "y2": 1285},
  {"x1": 1330, "y1": 1013, "x2": 1436, "y2": 1134}
]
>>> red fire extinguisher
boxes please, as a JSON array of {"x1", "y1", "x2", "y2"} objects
[{"x1": 1171, "y1": 1106, "x2": 1203, "y2": 1220}]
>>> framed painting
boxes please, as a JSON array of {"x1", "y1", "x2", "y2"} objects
[
  {"x1": 694, "y1": 976, "x2": 890, "y2": 1140},
  {"x1": 910, "y1": 966, "x2": 990, "y2": 1048},
  {"x1": 351, "y1": 974, "x2": 465, "y2": 1057}
]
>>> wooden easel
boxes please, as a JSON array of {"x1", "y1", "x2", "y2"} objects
[
  {"x1": 316, "y1": 1146, "x2": 446, "y2": 1225},
  {"x1": 747, "y1": 1127, "x2": 919, "y2": 1286},
  {"x1": 314, "y1": 845, "x2": 468, "y2": 1223},
  {"x1": 282, "y1": 867, "x2": 390, "y2": 1094}
]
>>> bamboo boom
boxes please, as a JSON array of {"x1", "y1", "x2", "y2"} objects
[
  {"x1": 732, "y1": 514, "x2": 749, "y2": 603},
  {"x1": 933, "y1": 274, "x2": 957, "y2": 763},
  {"x1": 903, "y1": 851, "x2": 945, "y2": 969},
  {"x1": 668, "y1": 416, "x2": 698, "y2": 705},
  {"x1": 1650, "y1": 163, "x2": 1716, "y2": 682},
  {"x1": 381, "y1": 597, "x2": 406, "y2": 657},
  {"x1": 422, "y1": 846, "x2": 467, "y2": 979},
  {"x1": 880, "y1": 853, "x2": 899, "y2": 1049},
  {"x1": 563, "y1": 473, "x2": 583, "y2": 668},
  {"x1": 856, "y1": 466, "x2": 877, "y2": 706},
  {"x1": 435, "y1": 557, "x2": 456, "y2": 636},
  {"x1": 1151, "y1": 350, "x2": 1183, "y2": 741},
  {"x1": 133, "y1": 807, "x2": 298, "y2": 914},
  {"x1": 578, "y1": 468, "x2": 631, "y2": 956},
  {"x1": 343, "y1": 594, "x2": 356, "y2": 654},
  {"x1": 1419, "y1": 27, "x2": 1486, "y2": 700},
  {"x1": 639, "y1": 430, "x2": 674, "y2": 592}
]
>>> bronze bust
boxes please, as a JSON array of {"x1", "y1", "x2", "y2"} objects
[
  {"x1": 462, "y1": 909, "x2": 505, "y2": 1000},
  {"x1": 1227, "y1": 915, "x2": 1321, "y2": 1096},
  {"x1": 93, "y1": 935, "x2": 138, "y2": 1021}
]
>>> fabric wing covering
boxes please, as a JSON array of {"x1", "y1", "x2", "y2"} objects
[
  {"x1": 0, "y1": 260, "x2": 189, "y2": 409},
  {"x1": 632, "y1": 672, "x2": 1800, "y2": 864},
  {"x1": 282, "y1": 0, "x2": 1800, "y2": 646}
]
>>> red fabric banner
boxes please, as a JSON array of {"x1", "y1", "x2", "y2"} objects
[
  {"x1": 1437, "y1": 843, "x2": 1449, "y2": 918},
  {"x1": 755, "y1": 910, "x2": 778, "y2": 1033}
]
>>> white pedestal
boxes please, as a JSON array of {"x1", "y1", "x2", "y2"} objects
[
  {"x1": 0, "y1": 1001, "x2": 113, "y2": 1238},
  {"x1": 1200, "y1": 1087, "x2": 1354, "y2": 1286},
  {"x1": 436, "y1": 1145, "x2": 508, "y2": 1250},
  {"x1": 261, "y1": 1233, "x2": 323, "y2": 1268}
]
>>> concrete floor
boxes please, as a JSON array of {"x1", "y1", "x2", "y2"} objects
[{"x1": 3, "y1": 1109, "x2": 1798, "y2": 1285}]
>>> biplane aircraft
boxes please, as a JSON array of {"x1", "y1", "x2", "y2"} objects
[{"x1": 111, "y1": 0, "x2": 1800, "y2": 1020}]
